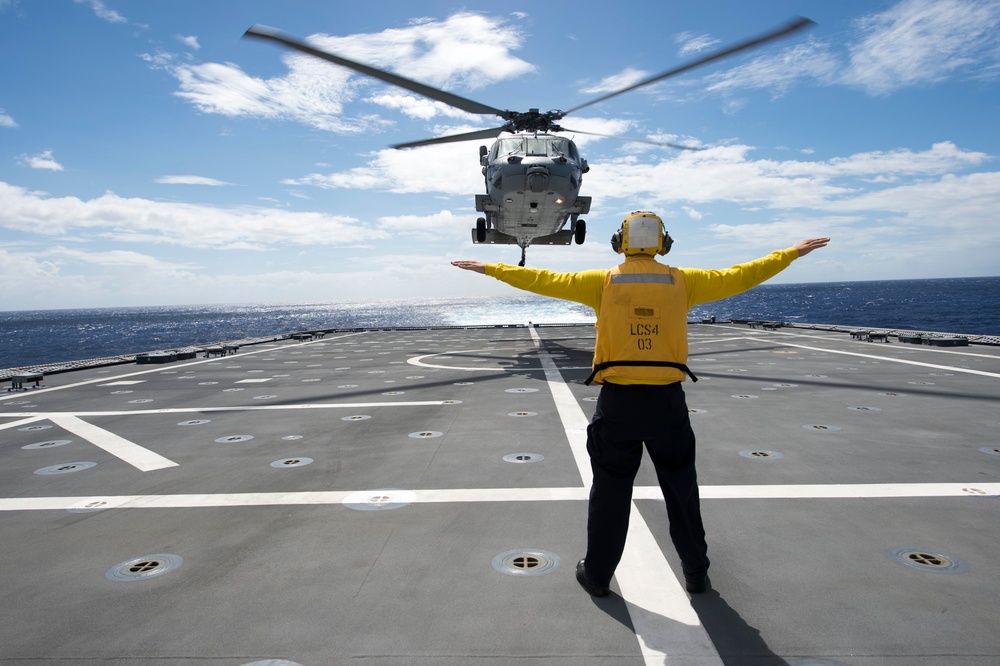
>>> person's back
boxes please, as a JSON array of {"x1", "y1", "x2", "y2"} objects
[{"x1": 452, "y1": 212, "x2": 829, "y2": 596}]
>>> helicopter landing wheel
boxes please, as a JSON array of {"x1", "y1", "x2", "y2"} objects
[
  {"x1": 519, "y1": 245, "x2": 526, "y2": 267},
  {"x1": 476, "y1": 217, "x2": 486, "y2": 243},
  {"x1": 574, "y1": 219, "x2": 586, "y2": 245}
]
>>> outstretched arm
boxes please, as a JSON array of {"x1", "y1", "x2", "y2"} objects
[
  {"x1": 451, "y1": 260, "x2": 486, "y2": 274},
  {"x1": 684, "y1": 237, "x2": 832, "y2": 308}
]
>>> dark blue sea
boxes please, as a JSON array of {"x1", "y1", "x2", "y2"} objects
[{"x1": 2, "y1": 276, "x2": 998, "y2": 370}]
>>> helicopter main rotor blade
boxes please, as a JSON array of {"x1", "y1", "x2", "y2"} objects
[
  {"x1": 391, "y1": 127, "x2": 509, "y2": 150},
  {"x1": 244, "y1": 24, "x2": 506, "y2": 117},
  {"x1": 562, "y1": 16, "x2": 815, "y2": 116},
  {"x1": 559, "y1": 127, "x2": 705, "y2": 151}
]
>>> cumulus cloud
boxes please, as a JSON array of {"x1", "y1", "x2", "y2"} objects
[
  {"x1": 0, "y1": 182, "x2": 387, "y2": 250},
  {"x1": 0, "y1": 109, "x2": 16, "y2": 128},
  {"x1": 177, "y1": 34, "x2": 199, "y2": 50},
  {"x1": 164, "y1": 12, "x2": 533, "y2": 135}
]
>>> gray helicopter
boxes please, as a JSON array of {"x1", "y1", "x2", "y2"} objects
[{"x1": 245, "y1": 18, "x2": 812, "y2": 266}]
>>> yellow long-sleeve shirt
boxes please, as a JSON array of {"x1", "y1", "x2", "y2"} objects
[
  {"x1": 485, "y1": 248, "x2": 801, "y2": 317},
  {"x1": 486, "y1": 248, "x2": 801, "y2": 384}
]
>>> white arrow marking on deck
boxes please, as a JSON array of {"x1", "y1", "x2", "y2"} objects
[{"x1": 47, "y1": 414, "x2": 178, "y2": 472}]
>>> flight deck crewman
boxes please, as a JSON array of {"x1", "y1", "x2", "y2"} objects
[{"x1": 452, "y1": 212, "x2": 829, "y2": 597}]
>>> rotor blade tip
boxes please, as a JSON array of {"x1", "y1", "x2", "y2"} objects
[{"x1": 243, "y1": 24, "x2": 277, "y2": 39}]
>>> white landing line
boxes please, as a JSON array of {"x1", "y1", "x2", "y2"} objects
[
  {"x1": 0, "y1": 401, "x2": 453, "y2": 419},
  {"x1": 3, "y1": 483, "x2": 997, "y2": 511},
  {"x1": 745, "y1": 336, "x2": 1000, "y2": 379},
  {"x1": 528, "y1": 325, "x2": 718, "y2": 666},
  {"x1": 48, "y1": 414, "x2": 178, "y2": 472},
  {"x1": 527, "y1": 326, "x2": 592, "y2": 484}
]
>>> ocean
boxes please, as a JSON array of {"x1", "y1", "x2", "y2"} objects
[{"x1": 2, "y1": 276, "x2": 998, "y2": 371}]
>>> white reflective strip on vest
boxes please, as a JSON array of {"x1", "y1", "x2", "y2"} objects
[{"x1": 610, "y1": 273, "x2": 675, "y2": 284}]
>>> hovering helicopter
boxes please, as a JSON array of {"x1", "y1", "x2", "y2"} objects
[{"x1": 245, "y1": 18, "x2": 813, "y2": 266}]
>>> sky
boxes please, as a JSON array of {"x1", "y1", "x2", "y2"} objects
[{"x1": 1, "y1": 0, "x2": 999, "y2": 311}]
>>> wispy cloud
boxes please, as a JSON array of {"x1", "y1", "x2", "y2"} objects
[
  {"x1": 580, "y1": 68, "x2": 649, "y2": 95},
  {"x1": 74, "y1": 0, "x2": 125, "y2": 24},
  {"x1": 17, "y1": 150, "x2": 63, "y2": 171},
  {"x1": 675, "y1": 31, "x2": 721, "y2": 57},
  {"x1": 843, "y1": 0, "x2": 1000, "y2": 94},
  {"x1": 0, "y1": 109, "x2": 16, "y2": 128}
]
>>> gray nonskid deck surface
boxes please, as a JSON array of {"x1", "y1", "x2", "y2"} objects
[{"x1": 1, "y1": 323, "x2": 998, "y2": 665}]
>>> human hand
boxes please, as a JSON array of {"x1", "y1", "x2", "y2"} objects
[
  {"x1": 451, "y1": 260, "x2": 486, "y2": 274},
  {"x1": 793, "y1": 238, "x2": 831, "y2": 257}
]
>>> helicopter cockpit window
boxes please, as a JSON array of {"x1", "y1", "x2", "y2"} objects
[
  {"x1": 496, "y1": 136, "x2": 579, "y2": 159},
  {"x1": 498, "y1": 138, "x2": 525, "y2": 156}
]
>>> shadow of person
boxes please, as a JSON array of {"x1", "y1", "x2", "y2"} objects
[
  {"x1": 584, "y1": 588, "x2": 785, "y2": 665},
  {"x1": 690, "y1": 589, "x2": 785, "y2": 665}
]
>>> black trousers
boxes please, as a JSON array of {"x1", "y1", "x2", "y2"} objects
[{"x1": 584, "y1": 381, "x2": 710, "y2": 587}]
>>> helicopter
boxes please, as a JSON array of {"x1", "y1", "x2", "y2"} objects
[{"x1": 245, "y1": 17, "x2": 813, "y2": 266}]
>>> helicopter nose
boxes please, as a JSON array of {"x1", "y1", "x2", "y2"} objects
[{"x1": 526, "y1": 166, "x2": 549, "y2": 193}]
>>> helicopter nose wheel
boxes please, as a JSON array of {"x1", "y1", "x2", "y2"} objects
[
  {"x1": 519, "y1": 245, "x2": 526, "y2": 267},
  {"x1": 476, "y1": 217, "x2": 486, "y2": 243},
  {"x1": 574, "y1": 219, "x2": 586, "y2": 245}
]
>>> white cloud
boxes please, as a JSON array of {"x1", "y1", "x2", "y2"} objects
[
  {"x1": 308, "y1": 12, "x2": 534, "y2": 91},
  {"x1": 844, "y1": 0, "x2": 1000, "y2": 94},
  {"x1": 703, "y1": 39, "x2": 840, "y2": 96},
  {"x1": 376, "y1": 209, "x2": 470, "y2": 241},
  {"x1": 675, "y1": 32, "x2": 721, "y2": 57},
  {"x1": 18, "y1": 150, "x2": 64, "y2": 171},
  {"x1": 581, "y1": 68, "x2": 649, "y2": 95},
  {"x1": 177, "y1": 34, "x2": 199, "y2": 50},
  {"x1": 167, "y1": 13, "x2": 534, "y2": 132},
  {"x1": 75, "y1": 0, "x2": 125, "y2": 24},
  {"x1": 0, "y1": 182, "x2": 387, "y2": 250},
  {"x1": 0, "y1": 109, "x2": 16, "y2": 128},
  {"x1": 171, "y1": 59, "x2": 376, "y2": 134},
  {"x1": 155, "y1": 175, "x2": 234, "y2": 186}
]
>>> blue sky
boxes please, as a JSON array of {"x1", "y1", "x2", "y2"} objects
[{"x1": 1, "y1": 0, "x2": 999, "y2": 310}]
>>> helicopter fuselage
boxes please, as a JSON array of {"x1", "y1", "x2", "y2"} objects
[{"x1": 473, "y1": 132, "x2": 590, "y2": 249}]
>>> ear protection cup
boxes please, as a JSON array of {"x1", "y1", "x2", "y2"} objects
[
  {"x1": 610, "y1": 227, "x2": 624, "y2": 253},
  {"x1": 660, "y1": 231, "x2": 673, "y2": 255}
]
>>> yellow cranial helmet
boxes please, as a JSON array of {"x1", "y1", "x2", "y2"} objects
[{"x1": 610, "y1": 211, "x2": 673, "y2": 256}]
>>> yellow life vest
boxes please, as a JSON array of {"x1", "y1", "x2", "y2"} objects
[{"x1": 586, "y1": 257, "x2": 697, "y2": 385}]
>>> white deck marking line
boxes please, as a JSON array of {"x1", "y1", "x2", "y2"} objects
[
  {"x1": 3, "y1": 401, "x2": 451, "y2": 419},
  {"x1": 745, "y1": 336, "x2": 1000, "y2": 378},
  {"x1": 527, "y1": 325, "x2": 721, "y2": 666},
  {"x1": 528, "y1": 326, "x2": 592, "y2": 485},
  {"x1": 0, "y1": 331, "x2": 368, "y2": 402},
  {"x1": 0, "y1": 415, "x2": 45, "y2": 430},
  {"x1": 2, "y1": 483, "x2": 997, "y2": 511},
  {"x1": 618, "y1": 503, "x2": 724, "y2": 666},
  {"x1": 761, "y1": 328, "x2": 1000, "y2": 359},
  {"x1": 48, "y1": 414, "x2": 178, "y2": 472}
]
